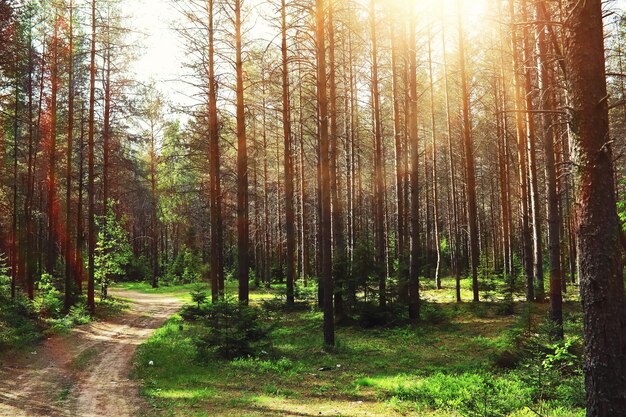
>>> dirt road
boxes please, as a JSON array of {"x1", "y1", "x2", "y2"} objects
[{"x1": 0, "y1": 290, "x2": 182, "y2": 417}]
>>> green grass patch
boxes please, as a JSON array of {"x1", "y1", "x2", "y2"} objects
[{"x1": 131, "y1": 277, "x2": 586, "y2": 417}]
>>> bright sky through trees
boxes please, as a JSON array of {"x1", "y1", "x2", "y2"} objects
[{"x1": 126, "y1": 0, "x2": 496, "y2": 109}]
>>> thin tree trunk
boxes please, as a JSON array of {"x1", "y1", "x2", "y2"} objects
[
  {"x1": 328, "y1": 1, "x2": 346, "y2": 318},
  {"x1": 281, "y1": 0, "x2": 295, "y2": 305},
  {"x1": 87, "y1": 0, "x2": 97, "y2": 314},
  {"x1": 64, "y1": 0, "x2": 75, "y2": 309},
  {"x1": 536, "y1": 0, "x2": 562, "y2": 338},
  {"x1": 408, "y1": 4, "x2": 420, "y2": 322},
  {"x1": 235, "y1": 0, "x2": 249, "y2": 304},
  {"x1": 370, "y1": 0, "x2": 386, "y2": 309},
  {"x1": 47, "y1": 11, "x2": 59, "y2": 276},
  {"x1": 442, "y1": 12, "x2": 461, "y2": 302},
  {"x1": 428, "y1": 34, "x2": 442, "y2": 290},
  {"x1": 521, "y1": 0, "x2": 544, "y2": 299},
  {"x1": 509, "y1": 0, "x2": 534, "y2": 302},
  {"x1": 457, "y1": 0, "x2": 479, "y2": 302},
  {"x1": 207, "y1": 0, "x2": 224, "y2": 301},
  {"x1": 315, "y1": 0, "x2": 334, "y2": 347}
]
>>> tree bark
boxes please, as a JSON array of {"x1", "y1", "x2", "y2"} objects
[
  {"x1": 315, "y1": 0, "x2": 334, "y2": 347},
  {"x1": 281, "y1": 0, "x2": 295, "y2": 306},
  {"x1": 536, "y1": 0, "x2": 562, "y2": 338},
  {"x1": 235, "y1": 0, "x2": 249, "y2": 304},
  {"x1": 87, "y1": 0, "x2": 97, "y2": 314},
  {"x1": 564, "y1": 0, "x2": 626, "y2": 413},
  {"x1": 408, "y1": 4, "x2": 420, "y2": 322},
  {"x1": 64, "y1": 0, "x2": 75, "y2": 309},
  {"x1": 457, "y1": 0, "x2": 479, "y2": 302}
]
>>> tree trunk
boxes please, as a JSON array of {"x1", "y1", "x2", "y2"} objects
[
  {"x1": 47, "y1": 11, "x2": 59, "y2": 276},
  {"x1": 87, "y1": 0, "x2": 97, "y2": 314},
  {"x1": 564, "y1": 0, "x2": 626, "y2": 413},
  {"x1": 441, "y1": 11, "x2": 461, "y2": 302},
  {"x1": 207, "y1": 0, "x2": 224, "y2": 301},
  {"x1": 64, "y1": 0, "x2": 75, "y2": 309},
  {"x1": 521, "y1": 0, "x2": 544, "y2": 299},
  {"x1": 536, "y1": 0, "x2": 562, "y2": 338},
  {"x1": 315, "y1": 0, "x2": 334, "y2": 347},
  {"x1": 408, "y1": 4, "x2": 420, "y2": 322},
  {"x1": 281, "y1": 0, "x2": 295, "y2": 306},
  {"x1": 235, "y1": 0, "x2": 249, "y2": 304},
  {"x1": 370, "y1": 0, "x2": 386, "y2": 309},
  {"x1": 427, "y1": 34, "x2": 442, "y2": 290},
  {"x1": 328, "y1": 1, "x2": 346, "y2": 318},
  {"x1": 457, "y1": 0, "x2": 479, "y2": 302},
  {"x1": 508, "y1": 0, "x2": 534, "y2": 302}
]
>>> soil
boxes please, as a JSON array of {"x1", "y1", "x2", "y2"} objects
[{"x1": 0, "y1": 290, "x2": 182, "y2": 417}]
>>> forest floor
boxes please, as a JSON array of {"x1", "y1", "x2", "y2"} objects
[
  {"x1": 130, "y1": 278, "x2": 586, "y2": 417},
  {"x1": 0, "y1": 289, "x2": 182, "y2": 417}
]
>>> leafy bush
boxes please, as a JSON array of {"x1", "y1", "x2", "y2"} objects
[
  {"x1": 162, "y1": 247, "x2": 205, "y2": 285},
  {"x1": 95, "y1": 202, "x2": 133, "y2": 298},
  {"x1": 294, "y1": 281, "x2": 317, "y2": 303},
  {"x1": 124, "y1": 255, "x2": 151, "y2": 282},
  {"x1": 183, "y1": 297, "x2": 272, "y2": 360},
  {"x1": 190, "y1": 286, "x2": 208, "y2": 307},
  {"x1": 420, "y1": 301, "x2": 450, "y2": 325},
  {"x1": 0, "y1": 257, "x2": 42, "y2": 349},
  {"x1": 494, "y1": 293, "x2": 516, "y2": 316},
  {"x1": 32, "y1": 273, "x2": 62, "y2": 318},
  {"x1": 358, "y1": 302, "x2": 392, "y2": 328}
]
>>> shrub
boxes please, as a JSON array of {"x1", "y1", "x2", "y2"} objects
[
  {"x1": 190, "y1": 286, "x2": 208, "y2": 307},
  {"x1": 95, "y1": 202, "x2": 133, "y2": 299},
  {"x1": 494, "y1": 293, "x2": 516, "y2": 316},
  {"x1": 420, "y1": 301, "x2": 450, "y2": 325},
  {"x1": 358, "y1": 302, "x2": 392, "y2": 328},
  {"x1": 163, "y1": 247, "x2": 205, "y2": 284},
  {"x1": 294, "y1": 281, "x2": 317, "y2": 303},
  {"x1": 124, "y1": 255, "x2": 151, "y2": 282},
  {"x1": 184, "y1": 298, "x2": 272, "y2": 360},
  {"x1": 33, "y1": 273, "x2": 62, "y2": 318}
]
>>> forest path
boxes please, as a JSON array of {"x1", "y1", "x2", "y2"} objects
[{"x1": 0, "y1": 290, "x2": 182, "y2": 417}]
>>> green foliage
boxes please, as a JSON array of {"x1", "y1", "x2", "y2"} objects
[
  {"x1": 542, "y1": 338, "x2": 578, "y2": 371},
  {"x1": 294, "y1": 281, "x2": 317, "y2": 303},
  {"x1": 357, "y1": 302, "x2": 393, "y2": 328},
  {"x1": 0, "y1": 255, "x2": 42, "y2": 350},
  {"x1": 494, "y1": 293, "x2": 516, "y2": 316},
  {"x1": 268, "y1": 281, "x2": 318, "y2": 310},
  {"x1": 618, "y1": 182, "x2": 626, "y2": 231},
  {"x1": 420, "y1": 301, "x2": 450, "y2": 325},
  {"x1": 190, "y1": 286, "x2": 208, "y2": 307},
  {"x1": 230, "y1": 356, "x2": 301, "y2": 376},
  {"x1": 500, "y1": 320, "x2": 585, "y2": 409},
  {"x1": 95, "y1": 202, "x2": 133, "y2": 298},
  {"x1": 125, "y1": 255, "x2": 151, "y2": 282},
  {"x1": 363, "y1": 372, "x2": 533, "y2": 417},
  {"x1": 132, "y1": 278, "x2": 586, "y2": 416},
  {"x1": 162, "y1": 246, "x2": 205, "y2": 285},
  {"x1": 182, "y1": 297, "x2": 272, "y2": 360},
  {"x1": 32, "y1": 273, "x2": 62, "y2": 318},
  {"x1": 352, "y1": 236, "x2": 376, "y2": 292}
]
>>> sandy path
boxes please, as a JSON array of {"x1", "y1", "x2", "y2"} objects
[{"x1": 0, "y1": 290, "x2": 182, "y2": 417}]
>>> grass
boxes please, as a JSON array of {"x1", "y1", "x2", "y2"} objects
[
  {"x1": 132, "y1": 276, "x2": 586, "y2": 417},
  {"x1": 113, "y1": 281, "x2": 281, "y2": 304}
]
